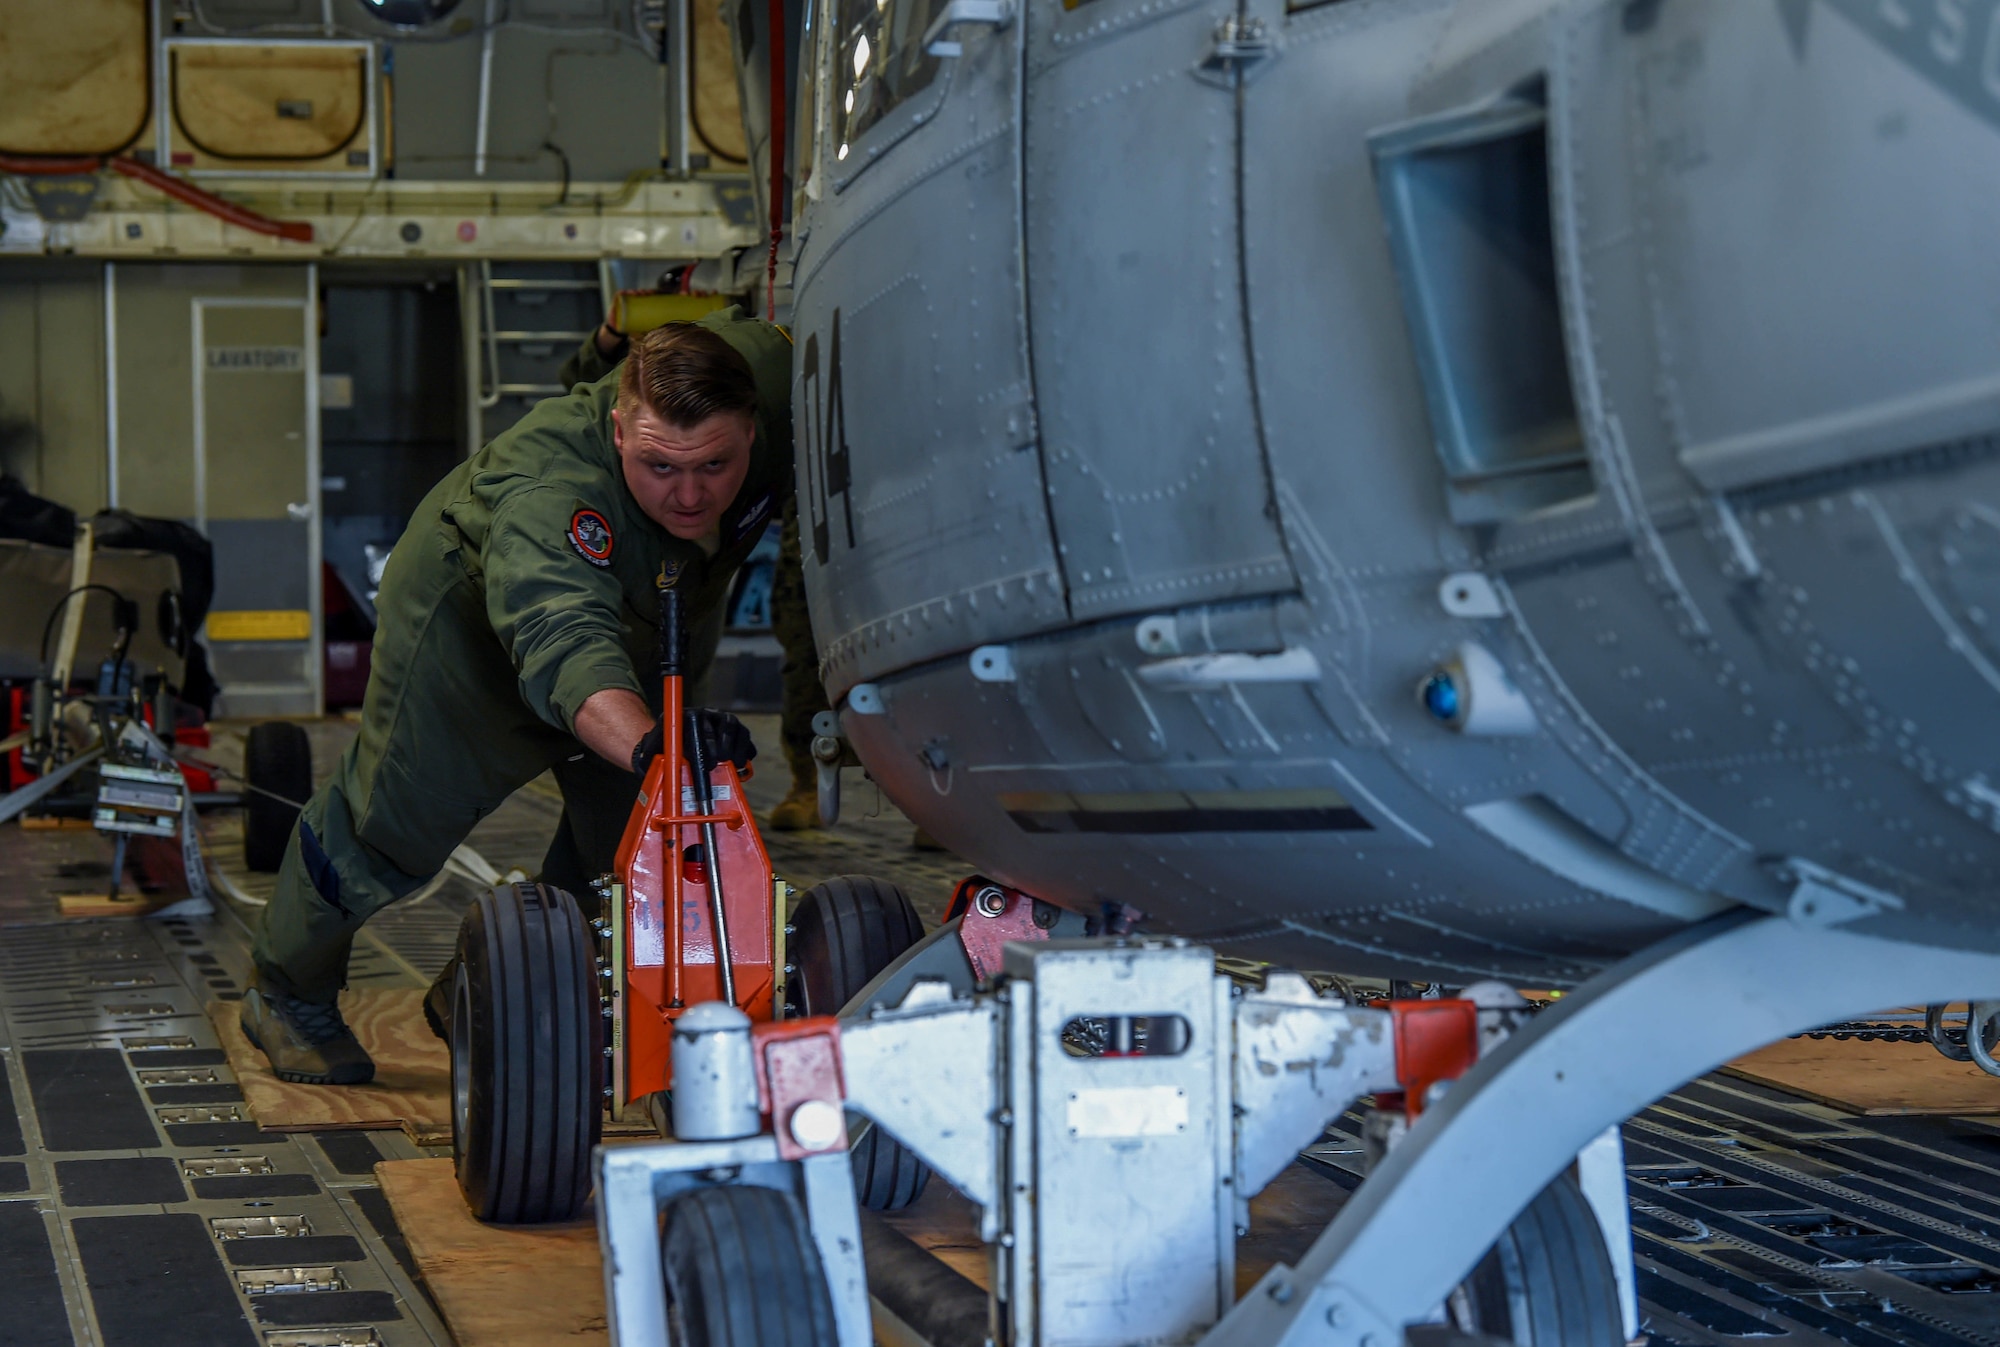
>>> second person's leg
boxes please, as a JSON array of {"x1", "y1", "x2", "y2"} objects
[{"x1": 769, "y1": 498, "x2": 828, "y2": 830}]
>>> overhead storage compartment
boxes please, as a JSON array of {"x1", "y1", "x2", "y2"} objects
[
  {"x1": 0, "y1": 0, "x2": 150, "y2": 156},
  {"x1": 166, "y1": 39, "x2": 377, "y2": 176},
  {"x1": 694, "y1": 0, "x2": 746, "y2": 163}
]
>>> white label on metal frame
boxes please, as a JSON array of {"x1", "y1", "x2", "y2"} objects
[
  {"x1": 680, "y1": 784, "x2": 735, "y2": 810},
  {"x1": 1065, "y1": 1085, "x2": 1188, "y2": 1138}
]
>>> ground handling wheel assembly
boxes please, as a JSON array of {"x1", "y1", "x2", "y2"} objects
[
  {"x1": 785, "y1": 875, "x2": 930, "y2": 1210},
  {"x1": 595, "y1": 921, "x2": 1651, "y2": 1347},
  {"x1": 439, "y1": 587, "x2": 1632, "y2": 1346},
  {"x1": 657, "y1": 1184, "x2": 840, "y2": 1347},
  {"x1": 241, "y1": 720, "x2": 310, "y2": 871},
  {"x1": 446, "y1": 586, "x2": 925, "y2": 1226},
  {"x1": 450, "y1": 881, "x2": 602, "y2": 1223},
  {"x1": 1447, "y1": 1171, "x2": 1624, "y2": 1347}
]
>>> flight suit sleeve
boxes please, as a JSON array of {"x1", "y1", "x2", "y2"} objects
[
  {"x1": 559, "y1": 331, "x2": 627, "y2": 391},
  {"x1": 482, "y1": 485, "x2": 644, "y2": 732}
]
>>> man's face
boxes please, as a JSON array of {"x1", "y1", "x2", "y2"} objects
[{"x1": 612, "y1": 404, "x2": 755, "y2": 541}]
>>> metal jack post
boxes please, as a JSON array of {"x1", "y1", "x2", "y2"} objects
[
  {"x1": 810, "y1": 709, "x2": 844, "y2": 826},
  {"x1": 682, "y1": 704, "x2": 736, "y2": 1009}
]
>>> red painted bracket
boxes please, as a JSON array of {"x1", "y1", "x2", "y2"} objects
[
  {"x1": 752, "y1": 1016, "x2": 846, "y2": 1161},
  {"x1": 1375, "y1": 998, "x2": 1480, "y2": 1120},
  {"x1": 948, "y1": 876, "x2": 1056, "y2": 983}
]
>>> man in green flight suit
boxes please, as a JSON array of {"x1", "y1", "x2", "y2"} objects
[
  {"x1": 561, "y1": 314, "x2": 829, "y2": 832},
  {"x1": 241, "y1": 312, "x2": 790, "y2": 1084}
]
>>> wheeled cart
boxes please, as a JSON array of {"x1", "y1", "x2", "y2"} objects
[
  {"x1": 592, "y1": 899, "x2": 2000, "y2": 1347},
  {"x1": 444, "y1": 586, "x2": 929, "y2": 1224}
]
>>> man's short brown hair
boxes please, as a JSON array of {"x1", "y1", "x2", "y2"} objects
[{"x1": 617, "y1": 322, "x2": 759, "y2": 428}]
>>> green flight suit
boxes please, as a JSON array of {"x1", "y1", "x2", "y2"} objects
[
  {"x1": 563, "y1": 328, "x2": 829, "y2": 789},
  {"x1": 251, "y1": 308, "x2": 794, "y2": 1004}
]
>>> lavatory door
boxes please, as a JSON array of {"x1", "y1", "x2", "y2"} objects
[{"x1": 196, "y1": 296, "x2": 320, "y2": 718}]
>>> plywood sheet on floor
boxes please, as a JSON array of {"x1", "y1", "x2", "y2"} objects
[
  {"x1": 1727, "y1": 1036, "x2": 2000, "y2": 1116},
  {"x1": 214, "y1": 986, "x2": 708, "y2": 1146},
  {"x1": 57, "y1": 890, "x2": 195, "y2": 918},
  {"x1": 211, "y1": 987, "x2": 455, "y2": 1143},
  {"x1": 377, "y1": 1158, "x2": 607, "y2": 1347},
  {"x1": 1235, "y1": 1164, "x2": 1352, "y2": 1295},
  {"x1": 381, "y1": 1153, "x2": 1348, "y2": 1346},
  {"x1": 877, "y1": 1178, "x2": 988, "y2": 1287}
]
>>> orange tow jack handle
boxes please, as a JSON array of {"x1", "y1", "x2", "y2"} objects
[
  {"x1": 660, "y1": 586, "x2": 686, "y2": 1006},
  {"x1": 660, "y1": 587, "x2": 738, "y2": 1007},
  {"x1": 660, "y1": 587, "x2": 686, "y2": 777}
]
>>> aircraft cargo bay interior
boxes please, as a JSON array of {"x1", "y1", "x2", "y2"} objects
[{"x1": 3, "y1": 2, "x2": 1999, "y2": 1347}]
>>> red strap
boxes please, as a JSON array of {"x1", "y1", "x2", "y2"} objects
[
  {"x1": 2, "y1": 155, "x2": 311, "y2": 242},
  {"x1": 108, "y1": 157, "x2": 314, "y2": 243},
  {"x1": 0, "y1": 155, "x2": 103, "y2": 176}
]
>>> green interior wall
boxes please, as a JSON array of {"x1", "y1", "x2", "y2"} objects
[
  {"x1": 0, "y1": 260, "x2": 311, "y2": 522},
  {"x1": 111, "y1": 263, "x2": 309, "y2": 521},
  {"x1": 0, "y1": 260, "x2": 108, "y2": 514}
]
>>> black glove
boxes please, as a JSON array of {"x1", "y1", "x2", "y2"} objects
[
  {"x1": 630, "y1": 720, "x2": 663, "y2": 776},
  {"x1": 687, "y1": 708, "x2": 756, "y2": 774},
  {"x1": 629, "y1": 709, "x2": 757, "y2": 776}
]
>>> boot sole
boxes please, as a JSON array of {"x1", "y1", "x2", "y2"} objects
[
  {"x1": 242, "y1": 1009, "x2": 375, "y2": 1086},
  {"x1": 271, "y1": 1067, "x2": 375, "y2": 1086}
]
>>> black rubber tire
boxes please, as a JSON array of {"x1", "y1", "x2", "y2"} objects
[
  {"x1": 452, "y1": 882, "x2": 602, "y2": 1224},
  {"x1": 659, "y1": 1185, "x2": 839, "y2": 1347},
  {"x1": 242, "y1": 721, "x2": 311, "y2": 872},
  {"x1": 785, "y1": 875, "x2": 930, "y2": 1210},
  {"x1": 1454, "y1": 1171, "x2": 1624, "y2": 1347}
]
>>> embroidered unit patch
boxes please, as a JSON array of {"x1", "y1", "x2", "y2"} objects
[{"x1": 568, "y1": 508, "x2": 615, "y2": 566}]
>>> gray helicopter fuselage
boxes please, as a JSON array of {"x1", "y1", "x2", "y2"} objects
[{"x1": 783, "y1": 0, "x2": 2000, "y2": 985}]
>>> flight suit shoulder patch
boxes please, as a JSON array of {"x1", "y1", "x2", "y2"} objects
[{"x1": 568, "y1": 507, "x2": 615, "y2": 567}]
